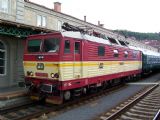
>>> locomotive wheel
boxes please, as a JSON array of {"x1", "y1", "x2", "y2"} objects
[
  {"x1": 102, "y1": 82, "x2": 108, "y2": 89},
  {"x1": 63, "y1": 91, "x2": 71, "y2": 101}
]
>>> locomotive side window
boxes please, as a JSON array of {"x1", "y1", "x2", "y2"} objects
[
  {"x1": 124, "y1": 51, "x2": 128, "y2": 58},
  {"x1": 28, "y1": 40, "x2": 41, "y2": 52},
  {"x1": 114, "y1": 49, "x2": 119, "y2": 57},
  {"x1": 98, "y1": 46, "x2": 105, "y2": 56},
  {"x1": 133, "y1": 51, "x2": 137, "y2": 58},
  {"x1": 64, "y1": 40, "x2": 70, "y2": 53},
  {"x1": 43, "y1": 38, "x2": 60, "y2": 52},
  {"x1": 74, "y1": 42, "x2": 80, "y2": 54}
]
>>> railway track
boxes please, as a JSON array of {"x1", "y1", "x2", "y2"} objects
[
  {"x1": 1, "y1": 80, "x2": 159, "y2": 120},
  {"x1": 98, "y1": 83, "x2": 160, "y2": 120},
  {"x1": 0, "y1": 104, "x2": 53, "y2": 120},
  {"x1": 0, "y1": 84, "x2": 126, "y2": 120}
]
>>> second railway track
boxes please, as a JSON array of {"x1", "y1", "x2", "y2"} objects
[{"x1": 98, "y1": 83, "x2": 160, "y2": 120}]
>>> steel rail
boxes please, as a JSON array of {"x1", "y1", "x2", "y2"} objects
[
  {"x1": 103, "y1": 83, "x2": 159, "y2": 120},
  {"x1": 153, "y1": 109, "x2": 160, "y2": 120}
]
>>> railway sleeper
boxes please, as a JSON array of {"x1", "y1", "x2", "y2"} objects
[
  {"x1": 145, "y1": 96, "x2": 160, "y2": 100},
  {"x1": 136, "y1": 103, "x2": 160, "y2": 109},
  {"x1": 145, "y1": 96, "x2": 160, "y2": 101},
  {"x1": 143, "y1": 96, "x2": 160, "y2": 100},
  {"x1": 125, "y1": 111, "x2": 154, "y2": 119},
  {"x1": 120, "y1": 114, "x2": 143, "y2": 120},
  {"x1": 153, "y1": 90, "x2": 160, "y2": 93},
  {"x1": 149, "y1": 94, "x2": 160, "y2": 97},
  {"x1": 141, "y1": 99, "x2": 159, "y2": 104},
  {"x1": 129, "y1": 108, "x2": 156, "y2": 116},
  {"x1": 133, "y1": 105, "x2": 159, "y2": 112},
  {"x1": 146, "y1": 94, "x2": 160, "y2": 98},
  {"x1": 139, "y1": 101, "x2": 160, "y2": 106}
]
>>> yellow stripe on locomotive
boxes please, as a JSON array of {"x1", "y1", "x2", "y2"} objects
[{"x1": 23, "y1": 61, "x2": 142, "y2": 81}]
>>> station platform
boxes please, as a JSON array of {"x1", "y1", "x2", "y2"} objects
[
  {"x1": 0, "y1": 86, "x2": 31, "y2": 109},
  {"x1": 0, "y1": 86, "x2": 28, "y2": 100}
]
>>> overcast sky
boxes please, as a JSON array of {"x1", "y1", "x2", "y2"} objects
[{"x1": 30, "y1": 0, "x2": 160, "y2": 33}]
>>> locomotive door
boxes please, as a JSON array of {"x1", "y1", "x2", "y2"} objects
[{"x1": 73, "y1": 40, "x2": 82, "y2": 79}]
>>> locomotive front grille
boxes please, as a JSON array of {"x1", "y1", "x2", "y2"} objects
[{"x1": 40, "y1": 84, "x2": 52, "y2": 93}]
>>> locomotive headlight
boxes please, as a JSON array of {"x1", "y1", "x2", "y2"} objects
[
  {"x1": 27, "y1": 71, "x2": 34, "y2": 76},
  {"x1": 27, "y1": 71, "x2": 30, "y2": 76},
  {"x1": 51, "y1": 73, "x2": 54, "y2": 78},
  {"x1": 50, "y1": 73, "x2": 59, "y2": 78},
  {"x1": 54, "y1": 73, "x2": 59, "y2": 78},
  {"x1": 30, "y1": 72, "x2": 34, "y2": 76}
]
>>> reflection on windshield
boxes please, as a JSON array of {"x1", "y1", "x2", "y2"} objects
[{"x1": 44, "y1": 38, "x2": 60, "y2": 52}]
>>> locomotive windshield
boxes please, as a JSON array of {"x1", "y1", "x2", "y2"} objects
[
  {"x1": 43, "y1": 38, "x2": 60, "y2": 52},
  {"x1": 27, "y1": 38, "x2": 60, "y2": 53},
  {"x1": 28, "y1": 39, "x2": 41, "y2": 52}
]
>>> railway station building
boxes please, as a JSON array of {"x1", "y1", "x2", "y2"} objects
[{"x1": 0, "y1": 0, "x2": 158, "y2": 88}]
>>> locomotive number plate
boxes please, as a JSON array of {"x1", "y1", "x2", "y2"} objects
[{"x1": 37, "y1": 63, "x2": 44, "y2": 70}]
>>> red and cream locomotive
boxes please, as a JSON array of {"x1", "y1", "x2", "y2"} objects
[{"x1": 23, "y1": 23, "x2": 142, "y2": 104}]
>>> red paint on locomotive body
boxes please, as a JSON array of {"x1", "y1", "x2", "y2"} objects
[{"x1": 24, "y1": 31, "x2": 141, "y2": 60}]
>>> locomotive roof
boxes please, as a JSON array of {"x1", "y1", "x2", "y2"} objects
[
  {"x1": 62, "y1": 31, "x2": 160, "y2": 56},
  {"x1": 62, "y1": 31, "x2": 111, "y2": 45}
]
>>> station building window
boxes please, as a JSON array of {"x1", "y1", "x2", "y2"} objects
[
  {"x1": 98, "y1": 46, "x2": 105, "y2": 56},
  {"x1": 0, "y1": 41, "x2": 6, "y2": 75},
  {"x1": 0, "y1": 0, "x2": 9, "y2": 13},
  {"x1": 37, "y1": 15, "x2": 46, "y2": 27}
]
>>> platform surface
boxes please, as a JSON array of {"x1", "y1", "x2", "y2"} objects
[{"x1": 0, "y1": 86, "x2": 28, "y2": 100}]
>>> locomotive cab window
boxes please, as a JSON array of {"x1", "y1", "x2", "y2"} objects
[
  {"x1": 64, "y1": 40, "x2": 70, "y2": 53},
  {"x1": 43, "y1": 38, "x2": 60, "y2": 52},
  {"x1": 28, "y1": 40, "x2": 41, "y2": 52},
  {"x1": 98, "y1": 46, "x2": 105, "y2": 56},
  {"x1": 114, "y1": 49, "x2": 119, "y2": 57},
  {"x1": 74, "y1": 42, "x2": 80, "y2": 54}
]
